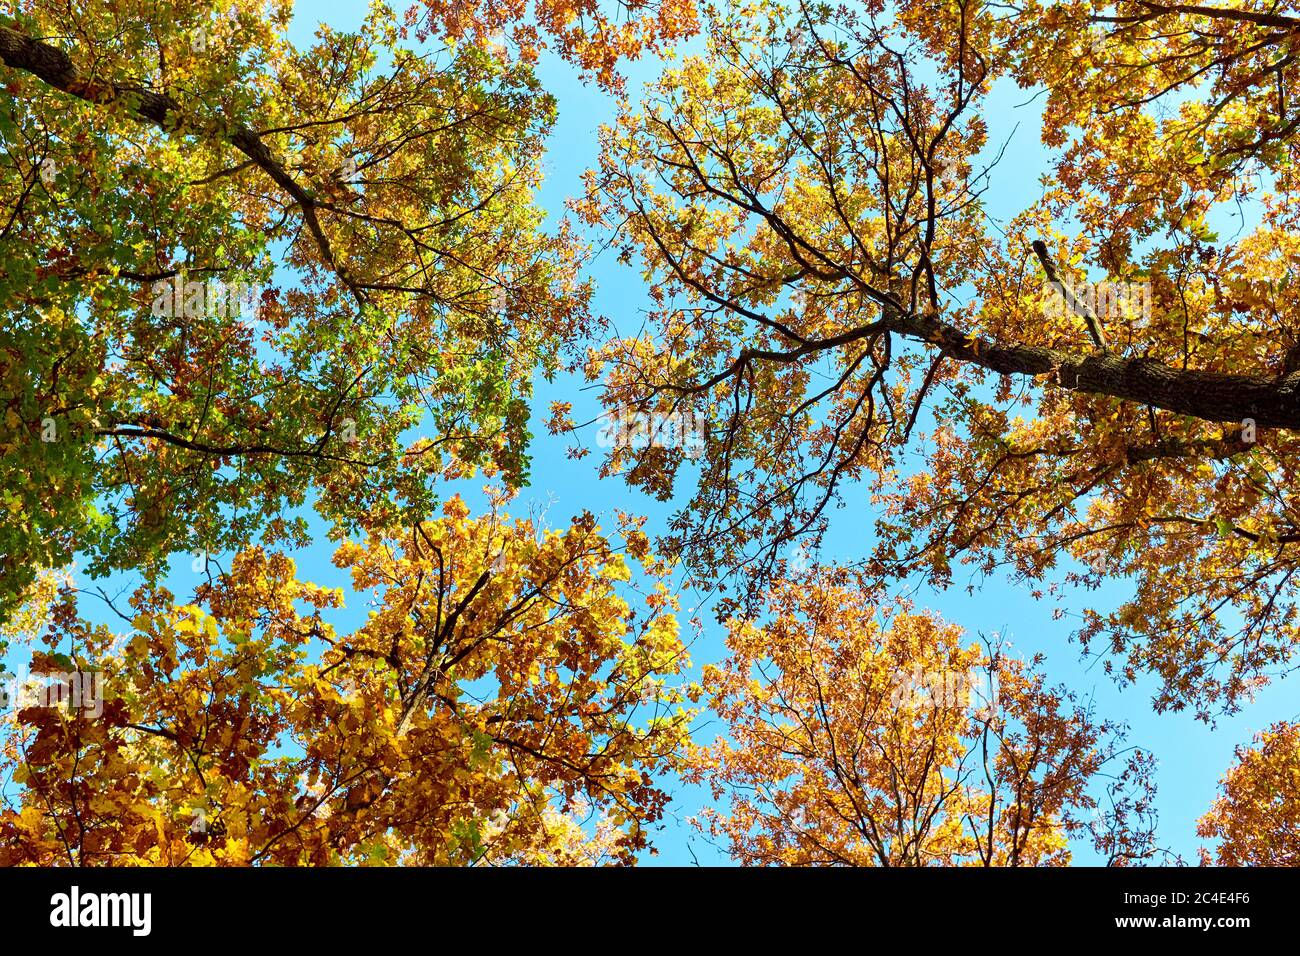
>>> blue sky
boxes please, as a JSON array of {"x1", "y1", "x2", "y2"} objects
[{"x1": 11, "y1": 0, "x2": 1296, "y2": 866}]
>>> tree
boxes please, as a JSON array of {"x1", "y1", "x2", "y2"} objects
[
  {"x1": 0, "y1": 498, "x2": 693, "y2": 865},
  {"x1": 409, "y1": 0, "x2": 700, "y2": 90},
  {"x1": 3, "y1": 0, "x2": 1290, "y2": 869},
  {"x1": 1006, "y1": 1, "x2": 1300, "y2": 211},
  {"x1": 0, "y1": 0, "x2": 595, "y2": 623},
  {"x1": 574, "y1": 0, "x2": 1300, "y2": 718},
  {"x1": 1198, "y1": 720, "x2": 1300, "y2": 866},
  {"x1": 687, "y1": 567, "x2": 1161, "y2": 866}
]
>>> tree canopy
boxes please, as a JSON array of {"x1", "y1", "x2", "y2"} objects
[
  {"x1": 577, "y1": 0, "x2": 1300, "y2": 721},
  {"x1": 1, "y1": 499, "x2": 691, "y2": 864},
  {"x1": 0, "y1": 0, "x2": 590, "y2": 621},
  {"x1": 4, "y1": 0, "x2": 1300, "y2": 865},
  {"x1": 688, "y1": 568, "x2": 1160, "y2": 865}
]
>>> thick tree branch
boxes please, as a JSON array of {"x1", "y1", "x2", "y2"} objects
[
  {"x1": 1094, "y1": 2, "x2": 1300, "y2": 31},
  {"x1": 888, "y1": 306, "x2": 1300, "y2": 429},
  {"x1": 1031, "y1": 239, "x2": 1107, "y2": 351},
  {"x1": 0, "y1": 25, "x2": 361, "y2": 305}
]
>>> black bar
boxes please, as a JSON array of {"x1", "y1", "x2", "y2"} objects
[{"x1": 0, "y1": 866, "x2": 1289, "y2": 944}]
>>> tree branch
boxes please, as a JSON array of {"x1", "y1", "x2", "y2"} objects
[
  {"x1": 1032, "y1": 239, "x2": 1108, "y2": 351},
  {"x1": 0, "y1": 25, "x2": 362, "y2": 306}
]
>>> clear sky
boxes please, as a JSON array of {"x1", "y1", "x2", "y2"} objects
[{"x1": 23, "y1": 0, "x2": 1297, "y2": 866}]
